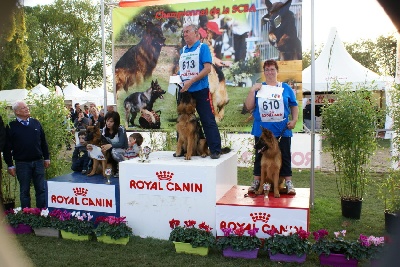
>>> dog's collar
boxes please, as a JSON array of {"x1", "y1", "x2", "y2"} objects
[{"x1": 258, "y1": 145, "x2": 268, "y2": 154}]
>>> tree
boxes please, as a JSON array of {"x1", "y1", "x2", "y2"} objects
[
  {"x1": 0, "y1": 3, "x2": 31, "y2": 90},
  {"x1": 25, "y1": 0, "x2": 111, "y2": 90}
]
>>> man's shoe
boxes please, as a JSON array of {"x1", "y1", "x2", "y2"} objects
[
  {"x1": 210, "y1": 152, "x2": 220, "y2": 159},
  {"x1": 81, "y1": 170, "x2": 87, "y2": 175},
  {"x1": 248, "y1": 180, "x2": 260, "y2": 193},
  {"x1": 286, "y1": 180, "x2": 296, "y2": 194}
]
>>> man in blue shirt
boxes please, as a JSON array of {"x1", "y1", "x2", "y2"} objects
[
  {"x1": 178, "y1": 23, "x2": 222, "y2": 159},
  {"x1": 3, "y1": 101, "x2": 50, "y2": 208}
]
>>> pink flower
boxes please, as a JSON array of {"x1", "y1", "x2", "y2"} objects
[
  {"x1": 247, "y1": 228, "x2": 259, "y2": 237},
  {"x1": 234, "y1": 227, "x2": 245, "y2": 237},
  {"x1": 221, "y1": 228, "x2": 233, "y2": 237},
  {"x1": 184, "y1": 220, "x2": 196, "y2": 228}
]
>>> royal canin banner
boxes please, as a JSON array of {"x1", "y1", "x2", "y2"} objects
[
  {"x1": 216, "y1": 205, "x2": 308, "y2": 239},
  {"x1": 126, "y1": 168, "x2": 209, "y2": 197},
  {"x1": 47, "y1": 181, "x2": 116, "y2": 213}
]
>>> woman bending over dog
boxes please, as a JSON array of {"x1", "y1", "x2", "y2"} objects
[{"x1": 100, "y1": 111, "x2": 128, "y2": 177}]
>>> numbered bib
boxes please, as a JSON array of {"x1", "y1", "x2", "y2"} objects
[
  {"x1": 179, "y1": 44, "x2": 202, "y2": 82},
  {"x1": 257, "y1": 85, "x2": 284, "y2": 122}
]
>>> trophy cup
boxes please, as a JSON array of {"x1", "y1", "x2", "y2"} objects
[
  {"x1": 105, "y1": 168, "x2": 112, "y2": 184},
  {"x1": 138, "y1": 146, "x2": 152, "y2": 163}
]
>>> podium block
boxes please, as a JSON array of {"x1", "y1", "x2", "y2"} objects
[
  {"x1": 216, "y1": 186, "x2": 310, "y2": 238},
  {"x1": 46, "y1": 172, "x2": 119, "y2": 219},
  {"x1": 119, "y1": 151, "x2": 237, "y2": 240}
]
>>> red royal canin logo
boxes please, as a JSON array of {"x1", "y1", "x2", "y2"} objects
[
  {"x1": 250, "y1": 212, "x2": 271, "y2": 223},
  {"x1": 156, "y1": 171, "x2": 174, "y2": 181},
  {"x1": 73, "y1": 187, "x2": 88, "y2": 197}
]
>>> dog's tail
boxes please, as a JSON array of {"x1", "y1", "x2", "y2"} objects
[{"x1": 221, "y1": 147, "x2": 231, "y2": 155}]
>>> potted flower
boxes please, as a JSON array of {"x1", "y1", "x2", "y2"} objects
[
  {"x1": 52, "y1": 209, "x2": 94, "y2": 241},
  {"x1": 4, "y1": 207, "x2": 32, "y2": 234},
  {"x1": 264, "y1": 228, "x2": 311, "y2": 263},
  {"x1": 21, "y1": 207, "x2": 60, "y2": 237},
  {"x1": 321, "y1": 83, "x2": 378, "y2": 219},
  {"x1": 216, "y1": 227, "x2": 261, "y2": 259},
  {"x1": 94, "y1": 216, "x2": 133, "y2": 245},
  {"x1": 311, "y1": 229, "x2": 385, "y2": 267},
  {"x1": 168, "y1": 218, "x2": 216, "y2": 256}
]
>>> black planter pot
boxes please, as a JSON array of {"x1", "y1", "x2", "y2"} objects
[
  {"x1": 385, "y1": 211, "x2": 400, "y2": 234},
  {"x1": 341, "y1": 198, "x2": 362, "y2": 219},
  {"x1": 2, "y1": 200, "x2": 15, "y2": 211}
]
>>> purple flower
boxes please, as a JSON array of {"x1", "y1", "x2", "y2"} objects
[{"x1": 221, "y1": 228, "x2": 233, "y2": 237}]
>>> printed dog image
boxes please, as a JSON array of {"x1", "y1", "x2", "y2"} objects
[
  {"x1": 123, "y1": 80, "x2": 166, "y2": 127},
  {"x1": 85, "y1": 125, "x2": 112, "y2": 177},
  {"x1": 174, "y1": 92, "x2": 231, "y2": 160},
  {"x1": 115, "y1": 21, "x2": 166, "y2": 93},
  {"x1": 254, "y1": 127, "x2": 284, "y2": 197},
  {"x1": 200, "y1": 35, "x2": 230, "y2": 123},
  {"x1": 262, "y1": 0, "x2": 302, "y2": 60}
]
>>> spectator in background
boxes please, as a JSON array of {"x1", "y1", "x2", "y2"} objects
[
  {"x1": 89, "y1": 106, "x2": 105, "y2": 129},
  {"x1": 124, "y1": 133, "x2": 143, "y2": 160},
  {"x1": 84, "y1": 105, "x2": 89, "y2": 116},
  {"x1": 3, "y1": 101, "x2": 50, "y2": 208},
  {"x1": 303, "y1": 98, "x2": 312, "y2": 131},
  {"x1": 71, "y1": 131, "x2": 90, "y2": 174},
  {"x1": 227, "y1": 18, "x2": 250, "y2": 62},
  {"x1": 74, "y1": 110, "x2": 90, "y2": 131},
  {"x1": 71, "y1": 103, "x2": 87, "y2": 123}
]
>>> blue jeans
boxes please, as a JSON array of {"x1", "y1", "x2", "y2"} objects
[
  {"x1": 15, "y1": 160, "x2": 46, "y2": 208},
  {"x1": 191, "y1": 88, "x2": 221, "y2": 154}
]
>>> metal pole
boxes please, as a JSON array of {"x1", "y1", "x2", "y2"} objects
[
  {"x1": 101, "y1": 0, "x2": 107, "y2": 114},
  {"x1": 310, "y1": 0, "x2": 315, "y2": 209}
]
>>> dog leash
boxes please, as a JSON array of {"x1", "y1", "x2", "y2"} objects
[{"x1": 277, "y1": 125, "x2": 288, "y2": 142}]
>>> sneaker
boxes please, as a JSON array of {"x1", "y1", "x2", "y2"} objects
[
  {"x1": 210, "y1": 152, "x2": 220, "y2": 159},
  {"x1": 286, "y1": 180, "x2": 296, "y2": 194},
  {"x1": 248, "y1": 180, "x2": 260, "y2": 193},
  {"x1": 114, "y1": 172, "x2": 119, "y2": 178},
  {"x1": 81, "y1": 169, "x2": 87, "y2": 175}
]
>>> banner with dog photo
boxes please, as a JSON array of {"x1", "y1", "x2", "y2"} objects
[{"x1": 113, "y1": 0, "x2": 302, "y2": 132}]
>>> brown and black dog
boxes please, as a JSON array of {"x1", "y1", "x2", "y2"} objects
[
  {"x1": 174, "y1": 92, "x2": 231, "y2": 160},
  {"x1": 174, "y1": 92, "x2": 208, "y2": 160},
  {"x1": 254, "y1": 127, "x2": 284, "y2": 197},
  {"x1": 262, "y1": 0, "x2": 302, "y2": 61},
  {"x1": 115, "y1": 21, "x2": 166, "y2": 94},
  {"x1": 85, "y1": 125, "x2": 112, "y2": 177}
]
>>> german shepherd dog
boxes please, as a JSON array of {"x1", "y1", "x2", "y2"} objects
[
  {"x1": 123, "y1": 80, "x2": 166, "y2": 127},
  {"x1": 262, "y1": 0, "x2": 302, "y2": 60},
  {"x1": 115, "y1": 21, "x2": 166, "y2": 93},
  {"x1": 174, "y1": 92, "x2": 231, "y2": 160},
  {"x1": 85, "y1": 124, "x2": 112, "y2": 177},
  {"x1": 254, "y1": 127, "x2": 284, "y2": 197}
]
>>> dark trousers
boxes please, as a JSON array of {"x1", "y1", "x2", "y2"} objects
[
  {"x1": 191, "y1": 88, "x2": 221, "y2": 154},
  {"x1": 233, "y1": 32, "x2": 248, "y2": 62},
  {"x1": 15, "y1": 159, "x2": 46, "y2": 208}
]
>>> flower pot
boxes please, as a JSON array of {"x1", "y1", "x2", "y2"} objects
[
  {"x1": 319, "y1": 253, "x2": 358, "y2": 267},
  {"x1": 223, "y1": 247, "x2": 259, "y2": 259},
  {"x1": 61, "y1": 230, "x2": 90, "y2": 241},
  {"x1": 33, "y1": 227, "x2": 60, "y2": 238},
  {"x1": 173, "y1": 241, "x2": 209, "y2": 256},
  {"x1": 269, "y1": 252, "x2": 306, "y2": 263},
  {"x1": 97, "y1": 235, "x2": 130, "y2": 245},
  {"x1": 9, "y1": 224, "x2": 33, "y2": 234},
  {"x1": 341, "y1": 198, "x2": 362, "y2": 219},
  {"x1": 385, "y1": 211, "x2": 400, "y2": 234}
]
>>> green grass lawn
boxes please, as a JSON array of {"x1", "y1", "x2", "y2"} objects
[{"x1": 5, "y1": 166, "x2": 389, "y2": 267}]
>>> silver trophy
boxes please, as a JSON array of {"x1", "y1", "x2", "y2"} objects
[
  {"x1": 138, "y1": 146, "x2": 152, "y2": 163},
  {"x1": 105, "y1": 168, "x2": 112, "y2": 184}
]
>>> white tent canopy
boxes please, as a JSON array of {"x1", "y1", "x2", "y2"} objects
[
  {"x1": 86, "y1": 87, "x2": 115, "y2": 106},
  {"x1": 0, "y1": 89, "x2": 28, "y2": 105},
  {"x1": 62, "y1": 83, "x2": 102, "y2": 107},
  {"x1": 31, "y1": 83, "x2": 50, "y2": 96},
  {"x1": 302, "y1": 28, "x2": 391, "y2": 93}
]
